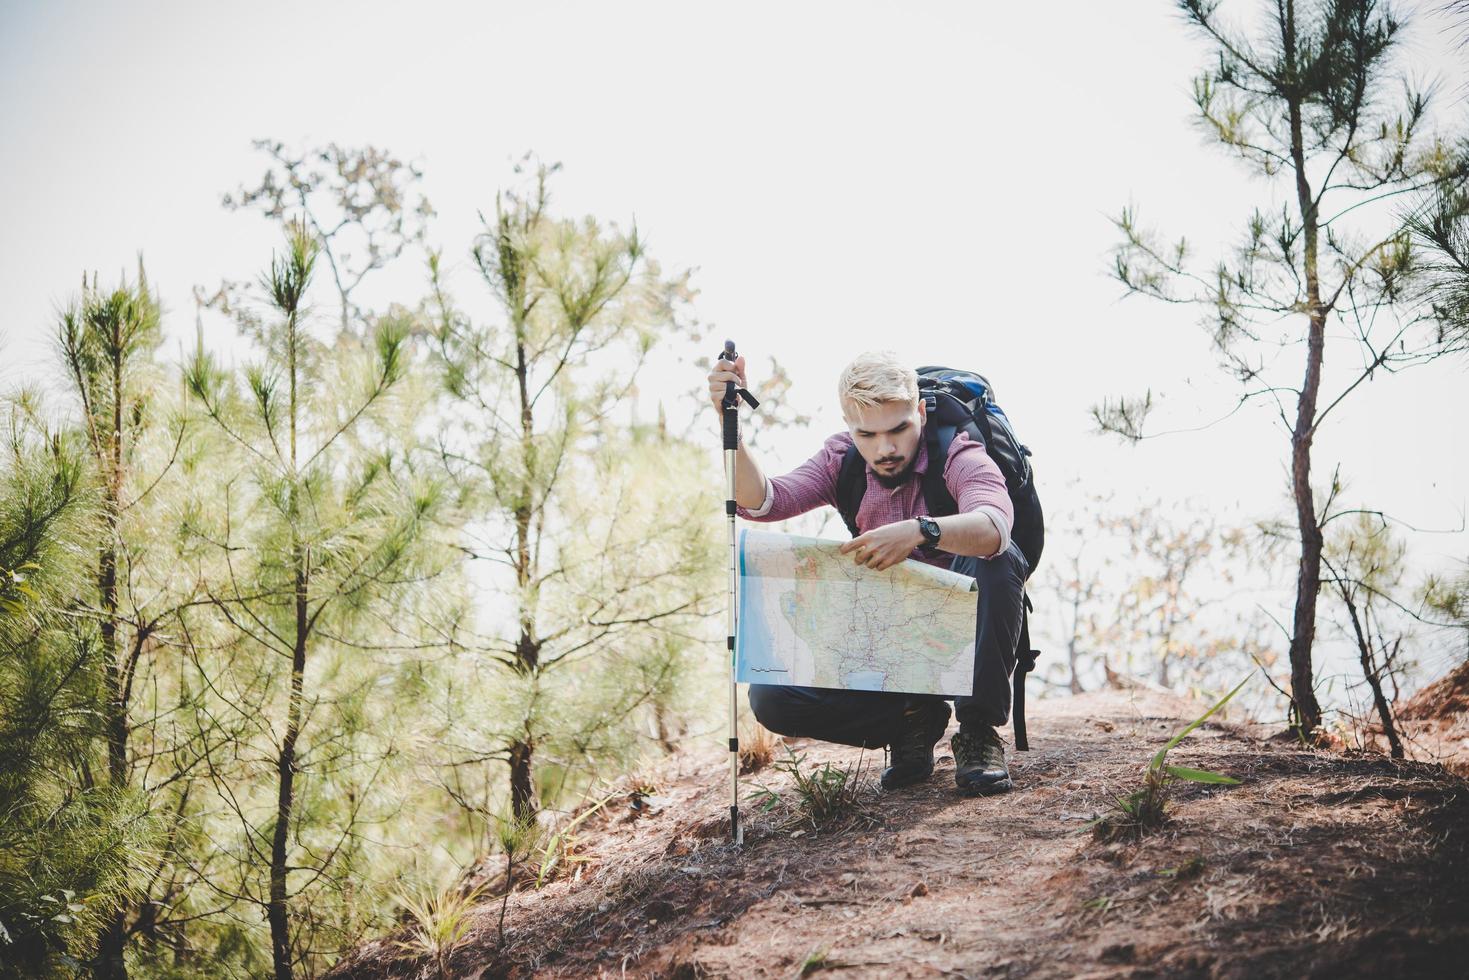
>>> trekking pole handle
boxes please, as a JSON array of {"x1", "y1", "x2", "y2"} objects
[{"x1": 718, "y1": 340, "x2": 760, "y2": 411}]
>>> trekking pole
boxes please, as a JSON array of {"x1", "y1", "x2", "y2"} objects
[{"x1": 718, "y1": 339, "x2": 758, "y2": 845}]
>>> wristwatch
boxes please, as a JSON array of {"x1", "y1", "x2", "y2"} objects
[{"x1": 916, "y1": 515, "x2": 942, "y2": 548}]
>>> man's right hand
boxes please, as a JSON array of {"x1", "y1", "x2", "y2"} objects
[{"x1": 707, "y1": 355, "x2": 748, "y2": 416}]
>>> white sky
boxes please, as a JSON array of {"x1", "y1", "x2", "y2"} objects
[{"x1": 3, "y1": 0, "x2": 1467, "y2": 704}]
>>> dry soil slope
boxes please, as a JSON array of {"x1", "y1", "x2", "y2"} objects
[{"x1": 330, "y1": 689, "x2": 1469, "y2": 980}]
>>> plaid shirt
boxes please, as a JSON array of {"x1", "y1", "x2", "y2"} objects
[{"x1": 738, "y1": 430, "x2": 1014, "y2": 567}]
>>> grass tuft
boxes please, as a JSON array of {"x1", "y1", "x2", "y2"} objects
[
  {"x1": 1091, "y1": 677, "x2": 1247, "y2": 841},
  {"x1": 393, "y1": 880, "x2": 488, "y2": 979},
  {"x1": 533, "y1": 794, "x2": 612, "y2": 889},
  {"x1": 797, "y1": 946, "x2": 830, "y2": 976},
  {"x1": 1157, "y1": 853, "x2": 1207, "y2": 879},
  {"x1": 739, "y1": 719, "x2": 782, "y2": 774},
  {"x1": 748, "y1": 746, "x2": 874, "y2": 832}
]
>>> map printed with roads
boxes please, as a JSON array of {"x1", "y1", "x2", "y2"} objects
[{"x1": 735, "y1": 529, "x2": 979, "y2": 697}]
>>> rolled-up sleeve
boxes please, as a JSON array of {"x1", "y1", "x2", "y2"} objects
[
  {"x1": 943, "y1": 432, "x2": 1014, "y2": 559},
  {"x1": 736, "y1": 432, "x2": 850, "y2": 523}
]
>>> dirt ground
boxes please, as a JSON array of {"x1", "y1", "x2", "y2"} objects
[
  {"x1": 1393, "y1": 661, "x2": 1469, "y2": 779},
  {"x1": 328, "y1": 689, "x2": 1469, "y2": 979}
]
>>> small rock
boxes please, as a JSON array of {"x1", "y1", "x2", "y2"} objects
[
  {"x1": 910, "y1": 881, "x2": 929, "y2": 898},
  {"x1": 629, "y1": 793, "x2": 671, "y2": 815}
]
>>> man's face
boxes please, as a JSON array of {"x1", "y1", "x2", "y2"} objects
[{"x1": 842, "y1": 398, "x2": 926, "y2": 489}]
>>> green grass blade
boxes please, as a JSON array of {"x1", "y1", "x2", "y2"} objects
[
  {"x1": 1164, "y1": 764, "x2": 1241, "y2": 784},
  {"x1": 1150, "y1": 675, "x2": 1249, "y2": 769}
]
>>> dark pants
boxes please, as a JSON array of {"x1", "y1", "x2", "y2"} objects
[{"x1": 747, "y1": 542, "x2": 1030, "y2": 748}]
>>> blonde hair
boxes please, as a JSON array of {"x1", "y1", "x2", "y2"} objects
[{"x1": 837, "y1": 351, "x2": 918, "y2": 410}]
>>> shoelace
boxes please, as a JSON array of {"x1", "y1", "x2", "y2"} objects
[{"x1": 954, "y1": 728, "x2": 1004, "y2": 761}]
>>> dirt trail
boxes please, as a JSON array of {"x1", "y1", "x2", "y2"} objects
[{"x1": 330, "y1": 690, "x2": 1469, "y2": 979}]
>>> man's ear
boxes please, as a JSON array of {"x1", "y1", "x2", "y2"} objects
[{"x1": 917, "y1": 398, "x2": 927, "y2": 424}]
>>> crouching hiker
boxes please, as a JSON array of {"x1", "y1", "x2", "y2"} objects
[{"x1": 706, "y1": 350, "x2": 1040, "y2": 796}]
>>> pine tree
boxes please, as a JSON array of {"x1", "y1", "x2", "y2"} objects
[
  {"x1": 1097, "y1": 0, "x2": 1469, "y2": 734},
  {"x1": 56, "y1": 263, "x2": 208, "y2": 979},
  {"x1": 1409, "y1": 152, "x2": 1469, "y2": 350},
  {"x1": 186, "y1": 219, "x2": 441, "y2": 980},
  {"x1": 429, "y1": 160, "x2": 718, "y2": 824},
  {"x1": 1322, "y1": 512, "x2": 1411, "y2": 757},
  {"x1": 215, "y1": 140, "x2": 434, "y2": 333},
  {"x1": 0, "y1": 387, "x2": 148, "y2": 978}
]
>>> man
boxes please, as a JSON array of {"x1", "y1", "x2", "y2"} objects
[{"x1": 707, "y1": 350, "x2": 1029, "y2": 795}]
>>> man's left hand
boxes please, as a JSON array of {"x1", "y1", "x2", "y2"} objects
[{"x1": 838, "y1": 520, "x2": 924, "y2": 571}]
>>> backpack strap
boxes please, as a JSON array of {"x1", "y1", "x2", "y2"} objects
[
  {"x1": 838, "y1": 418, "x2": 965, "y2": 536},
  {"x1": 835, "y1": 443, "x2": 866, "y2": 538},
  {"x1": 922, "y1": 423, "x2": 959, "y2": 519}
]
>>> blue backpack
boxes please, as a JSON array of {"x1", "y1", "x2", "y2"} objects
[{"x1": 834, "y1": 366, "x2": 1045, "y2": 749}]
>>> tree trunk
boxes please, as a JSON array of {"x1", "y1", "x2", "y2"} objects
[
  {"x1": 1284, "y1": 0, "x2": 1325, "y2": 735},
  {"x1": 654, "y1": 702, "x2": 678, "y2": 754},
  {"x1": 1287, "y1": 411, "x2": 1326, "y2": 735},
  {"x1": 1065, "y1": 588, "x2": 1084, "y2": 694},
  {"x1": 96, "y1": 533, "x2": 129, "y2": 980},
  {"x1": 94, "y1": 913, "x2": 127, "y2": 980},
  {"x1": 95, "y1": 334, "x2": 129, "y2": 980},
  {"x1": 1366, "y1": 648, "x2": 1404, "y2": 760},
  {"x1": 268, "y1": 558, "x2": 308, "y2": 980},
  {"x1": 508, "y1": 737, "x2": 537, "y2": 823},
  {"x1": 508, "y1": 290, "x2": 542, "y2": 823},
  {"x1": 1341, "y1": 588, "x2": 1405, "y2": 759},
  {"x1": 270, "y1": 334, "x2": 305, "y2": 980},
  {"x1": 1065, "y1": 636, "x2": 1084, "y2": 694}
]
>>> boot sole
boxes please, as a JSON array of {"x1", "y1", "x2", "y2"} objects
[
  {"x1": 956, "y1": 776, "x2": 1014, "y2": 796},
  {"x1": 880, "y1": 767, "x2": 935, "y2": 791}
]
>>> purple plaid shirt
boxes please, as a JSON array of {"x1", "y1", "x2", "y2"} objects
[{"x1": 738, "y1": 430, "x2": 1014, "y2": 567}]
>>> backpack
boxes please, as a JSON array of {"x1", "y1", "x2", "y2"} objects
[{"x1": 834, "y1": 366, "x2": 1045, "y2": 750}]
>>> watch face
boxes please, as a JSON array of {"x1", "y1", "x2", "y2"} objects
[{"x1": 920, "y1": 517, "x2": 940, "y2": 545}]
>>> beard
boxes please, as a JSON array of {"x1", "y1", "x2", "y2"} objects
[{"x1": 871, "y1": 453, "x2": 918, "y2": 489}]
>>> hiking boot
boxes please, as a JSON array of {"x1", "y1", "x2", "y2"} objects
[
  {"x1": 880, "y1": 699, "x2": 950, "y2": 791},
  {"x1": 952, "y1": 724, "x2": 1013, "y2": 796}
]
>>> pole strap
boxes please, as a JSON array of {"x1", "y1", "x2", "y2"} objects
[{"x1": 1013, "y1": 601, "x2": 1036, "y2": 752}]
